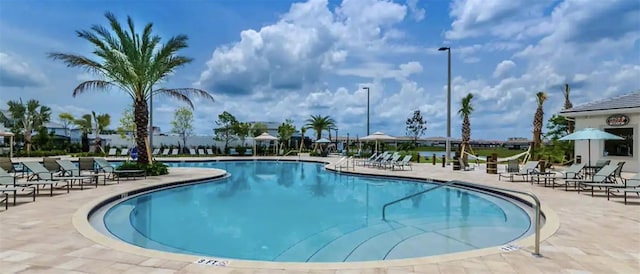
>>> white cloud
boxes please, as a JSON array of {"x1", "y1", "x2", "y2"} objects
[
  {"x1": 493, "y1": 60, "x2": 516, "y2": 78},
  {"x1": 0, "y1": 52, "x2": 47, "y2": 87},
  {"x1": 196, "y1": 0, "x2": 412, "y2": 95},
  {"x1": 406, "y1": 0, "x2": 426, "y2": 21}
]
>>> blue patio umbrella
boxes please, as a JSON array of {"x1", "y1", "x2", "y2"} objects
[{"x1": 559, "y1": 128, "x2": 623, "y2": 166}]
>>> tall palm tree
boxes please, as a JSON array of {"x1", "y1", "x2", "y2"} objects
[
  {"x1": 48, "y1": 12, "x2": 214, "y2": 164},
  {"x1": 458, "y1": 93, "x2": 474, "y2": 147},
  {"x1": 0, "y1": 99, "x2": 51, "y2": 155},
  {"x1": 562, "y1": 84, "x2": 574, "y2": 133},
  {"x1": 532, "y1": 91, "x2": 548, "y2": 150}
]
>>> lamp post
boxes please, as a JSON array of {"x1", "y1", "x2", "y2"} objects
[
  {"x1": 438, "y1": 46, "x2": 452, "y2": 164},
  {"x1": 363, "y1": 87, "x2": 370, "y2": 136}
]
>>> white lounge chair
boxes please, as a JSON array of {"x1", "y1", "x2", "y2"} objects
[
  {"x1": 171, "y1": 149, "x2": 179, "y2": 156},
  {"x1": 393, "y1": 155, "x2": 413, "y2": 170},
  {"x1": 608, "y1": 174, "x2": 640, "y2": 204},
  {"x1": 198, "y1": 149, "x2": 205, "y2": 155},
  {"x1": 206, "y1": 148, "x2": 214, "y2": 155},
  {"x1": 189, "y1": 148, "x2": 197, "y2": 155},
  {"x1": 107, "y1": 148, "x2": 117, "y2": 157}
]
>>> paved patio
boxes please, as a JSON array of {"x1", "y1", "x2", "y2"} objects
[{"x1": 0, "y1": 156, "x2": 638, "y2": 273}]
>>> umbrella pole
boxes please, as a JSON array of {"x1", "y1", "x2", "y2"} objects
[{"x1": 588, "y1": 139, "x2": 591, "y2": 166}]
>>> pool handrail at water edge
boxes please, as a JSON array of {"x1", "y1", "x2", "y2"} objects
[{"x1": 381, "y1": 180, "x2": 543, "y2": 257}]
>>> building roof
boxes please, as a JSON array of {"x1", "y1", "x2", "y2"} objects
[{"x1": 561, "y1": 91, "x2": 640, "y2": 114}]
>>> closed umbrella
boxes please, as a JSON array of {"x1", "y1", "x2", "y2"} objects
[{"x1": 559, "y1": 128, "x2": 623, "y2": 166}]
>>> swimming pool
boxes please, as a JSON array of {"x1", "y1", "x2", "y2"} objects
[{"x1": 96, "y1": 161, "x2": 534, "y2": 262}]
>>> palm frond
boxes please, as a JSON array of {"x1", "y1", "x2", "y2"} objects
[
  {"x1": 72, "y1": 80, "x2": 116, "y2": 97},
  {"x1": 153, "y1": 88, "x2": 215, "y2": 108}
]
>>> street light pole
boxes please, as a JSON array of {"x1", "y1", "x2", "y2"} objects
[
  {"x1": 439, "y1": 47, "x2": 452, "y2": 164},
  {"x1": 363, "y1": 87, "x2": 370, "y2": 136}
]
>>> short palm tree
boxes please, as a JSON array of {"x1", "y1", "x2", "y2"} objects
[
  {"x1": 0, "y1": 99, "x2": 51, "y2": 155},
  {"x1": 48, "y1": 12, "x2": 214, "y2": 164},
  {"x1": 304, "y1": 115, "x2": 335, "y2": 150},
  {"x1": 458, "y1": 93, "x2": 474, "y2": 147},
  {"x1": 562, "y1": 84, "x2": 574, "y2": 133},
  {"x1": 532, "y1": 91, "x2": 548, "y2": 149}
]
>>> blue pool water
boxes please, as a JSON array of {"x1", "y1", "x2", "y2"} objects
[{"x1": 101, "y1": 161, "x2": 532, "y2": 262}]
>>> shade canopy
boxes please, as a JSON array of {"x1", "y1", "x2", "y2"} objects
[
  {"x1": 559, "y1": 128, "x2": 624, "y2": 141},
  {"x1": 559, "y1": 128, "x2": 624, "y2": 166},
  {"x1": 0, "y1": 131, "x2": 14, "y2": 137},
  {"x1": 315, "y1": 138, "x2": 331, "y2": 143},
  {"x1": 0, "y1": 130, "x2": 15, "y2": 158},
  {"x1": 254, "y1": 132, "x2": 278, "y2": 141},
  {"x1": 360, "y1": 131, "x2": 395, "y2": 141}
]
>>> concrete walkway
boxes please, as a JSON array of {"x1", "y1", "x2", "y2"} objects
[{"x1": 0, "y1": 157, "x2": 638, "y2": 273}]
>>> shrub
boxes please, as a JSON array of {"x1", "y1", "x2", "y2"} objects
[
  {"x1": 16, "y1": 150, "x2": 68, "y2": 157},
  {"x1": 70, "y1": 152, "x2": 106, "y2": 157},
  {"x1": 117, "y1": 161, "x2": 169, "y2": 176}
]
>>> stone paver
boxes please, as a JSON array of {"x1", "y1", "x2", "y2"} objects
[{"x1": 0, "y1": 156, "x2": 639, "y2": 273}]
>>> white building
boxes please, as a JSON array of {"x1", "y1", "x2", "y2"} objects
[{"x1": 560, "y1": 91, "x2": 639, "y2": 172}]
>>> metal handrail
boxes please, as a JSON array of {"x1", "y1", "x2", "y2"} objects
[
  {"x1": 382, "y1": 180, "x2": 458, "y2": 220},
  {"x1": 276, "y1": 150, "x2": 299, "y2": 162},
  {"x1": 381, "y1": 180, "x2": 543, "y2": 257}
]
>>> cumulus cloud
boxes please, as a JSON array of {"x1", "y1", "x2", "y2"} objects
[
  {"x1": 493, "y1": 60, "x2": 516, "y2": 78},
  {"x1": 0, "y1": 52, "x2": 46, "y2": 87},
  {"x1": 406, "y1": 0, "x2": 426, "y2": 21},
  {"x1": 446, "y1": 0, "x2": 554, "y2": 40},
  {"x1": 196, "y1": 0, "x2": 412, "y2": 95}
]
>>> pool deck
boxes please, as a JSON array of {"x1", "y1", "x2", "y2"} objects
[{"x1": 0, "y1": 156, "x2": 638, "y2": 273}]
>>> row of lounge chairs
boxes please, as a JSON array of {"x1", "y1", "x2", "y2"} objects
[
  {"x1": 0, "y1": 157, "x2": 145, "y2": 210},
  {"x1": 108, "y1": 148, "x2": 221, "y2": 157},
  {"x1": 498, "y1": 159, "x2": 639, "y2": 204},
  {"x1": 356, "y1": 152, "x2": 413, "y2": 170}
]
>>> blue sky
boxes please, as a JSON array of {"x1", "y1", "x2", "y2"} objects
[{"x1": 1, "y1": 0, "x2": 639, "y2": 140}]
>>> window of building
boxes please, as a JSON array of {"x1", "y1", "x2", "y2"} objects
[{"x1": 604, "y1": 128, "x2": 633, "y2": 157}]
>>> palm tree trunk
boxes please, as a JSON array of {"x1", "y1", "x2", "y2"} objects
[{"x1": 134, "y1": 99, "x2": 150, "y2": 164}]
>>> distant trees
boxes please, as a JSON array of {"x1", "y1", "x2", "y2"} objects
[
  {"x1": 278, "y1": 119, "x2": 296, "y2": 149},
  {"x1": 0, "y1": 99, "x2": 51, "y2": 155},
  {"x1": 405, "y1": 110, "x2": 427, "y2": 146},
  {"x1": 214, "y1": 111, "x2": 238, "y2": 152},
  {"x1": 171, "y1": 107, "x2": 194, "y2": 151}
]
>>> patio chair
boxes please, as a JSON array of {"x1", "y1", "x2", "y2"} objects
[
  {"x1": 356, "y1": 153, "x2": 378, "y2": 166},
  {"x1": 245, "y1": 149, "x2": 253, "y2": 156},
  {"x1": 43, "y1": 157, "x2": 61, "y2": 173},
  {"x1": 120, "y1": 148, "x2": 129, "y2": 157},
  {"x1": 0, "y1": 157, "x2": 25, "y2": 177},
  {"x1": 556, "y1": 163, "x2": 586, "y2": 180},
  {"x1": 57, "y1": 159, "x2": 105, "y2": 186},
  {"x1": 498, "y1": 161, "x2": 539, "y2": 182},
  {"x1": 21, "y1": 161, "x2": 77, "y2": 195},
  {"x1": 229, "y1": 148, "x2": 239, "y2": 156},
  {"x1": 393, "y1": 155, "x2": 413, "y2": 170},
  {"x1": 189, "y1": 148, "x2": 197, "y2": 155},
  {"x1": 162, "y1": 148, "x2": 170, "y2": 156},
  {"x1": 560, "y1": 164, "x2": 618, "y2": 192},
  {"x1": 0, "y1": 167, "x2": 36, "y2": 206},
  {"x1": 505, "y1": 159, "x2": 519, "y2": 173},
  {"x1": 612, "y1": 161, "x2": 626, "y2": 183},
  {"x1": 171, "y1": 149, "x2": 179, "y2": 156},
  {"x1": 206, "y1": 148, "x2": 214, "y2": 155},
  {"x1": 608, "y1": 173, "x2": 640, "y2": 205},
  {"x1": 382, "y1": 154, "x2": 401, "y2": 169},
  {"x1": 198, "y1": 149, "x2": 205, "y2": 156},
  {"x1": 94, "y1": 158, "x2": 146, "y2": 182},
  {"x1": 364, "y1": 152, "x2": 389, "y2": 167},
  {"x1": 372, "y1": 153, "x2": 393, "y2": 168},
  {"x1": 78, "y1": 157, "x2": 96, "y2": 173},
  {"x1": 108, "y1": 148, "x2": 117, "y2": 157},
  {"x1": 152, "y1": 148, "x2": 160, "y2": 156}
]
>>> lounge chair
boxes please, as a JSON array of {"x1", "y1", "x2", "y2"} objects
[
  {"x1": 0, "y1": 167, "x2": 36, "y2": 206},
  {"x1": 612, "y1": 162, "x2": 626, "y2": 183},
  {"x1": 556, "y1": 163, "x2": 586, "y2": 180},
  {"x1": 1, "y1": 192, "x2": 7, "y2": 210},
  {"x1": 393, "y1": 155, "x2": 413, "y2": 170},
  {"x1": 162, "y1": 148, "x2": 170, "y2": 156},
  {"x1": 372, "y1": 153, "x2": 393, "y2": 168},
  {"x1": 152, "y1": 148, "x2": 160, "y2": 156},
  {"x1": 364, "y1": 152, "x2": 389, "y2": 167},
  {"x1": 21, "y1": 161, "x2": 78, "y2": 195},
  {"x1": 108, "y1": 148, "x2": 117, "y2": 157},
  {"x1": 206, "y1": 148, "x2": 214, "y2": 155},
  {"x1": 57, "y1": 159, "x2": 106, "y2": 185},
  {"x1": 245, "y1": 148, "x2": 253, "y2": 156},
  {"x1": 198, "y1": 149, "x2": 205, "y2": 156},
  {"x1": 94, "y1": 158, "x2": 146, "y2": 182},
  {"x1": 43, "y1": 157, "x2": 61, "y2": 173},
  {"x1": 0, "y1": 157, "x2": 24, "y2": 177},
  {"x1": 608, "y1": 173, "x2": 640, "y2": 204},
  {"x1": 498, "y1": 161, "x2": 539, "y2": 181},
  {"x1": 229, "y1": 148, "x2": 239, "y2": 156},
  {"x1": 189, "y1": 148, "x2": 197, "y2": 155},
  {"x1": 505, "y1": 159, "x2": 519, "y2": 173},
  {"x1": 356, "y1": 153, "x2": 378, "y2": 166},
  {"x1": 560, "y1": 164, "x2": 618, "y2": 192},
  {"x1": 171, "y1": 149, "x2": 179, "y2": 156},
  {"x1": 120, "y1": 148, "x2": 129, "y2": 157}
]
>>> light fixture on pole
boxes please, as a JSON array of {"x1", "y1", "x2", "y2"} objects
[
  {"x1": 438, "y1": 46, "x2": 452, "y2": 164},
  {"x1": 363, "y1": 87, "x2": 370, "y2": 136}
]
